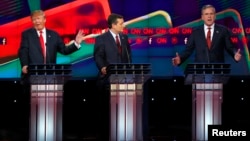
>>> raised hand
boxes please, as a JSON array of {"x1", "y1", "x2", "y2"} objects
[
  {"x1": 75, "y1": 30, "x2": 85, "y2": 45},
  {"x1": 172, "y1": 52, "x2": 181, "y2": 66},
  {"x1": 234, "y1": 48, "x2": 241, "y2": 62}
]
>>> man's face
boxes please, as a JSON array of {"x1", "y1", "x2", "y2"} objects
[
  {"x1": 31, "y1": 13, "x2": 46, "y2": 31},
  {"x1": 202, "y1": 7, "x2": 216, "y2": 26},
  {"x1": 112, "y1": 18, "x2": 124, "y2": 34}
]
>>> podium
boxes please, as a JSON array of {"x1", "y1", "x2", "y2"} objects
[
  {"x1": 184, "y1": 63, "x2": 230, "y2": 141},
  {"x1": 107, "y1": 63, "x2": 151, "y2": 141},
  {"x1": 28, "y1": 64, "x2": 72, "y2": 141}
]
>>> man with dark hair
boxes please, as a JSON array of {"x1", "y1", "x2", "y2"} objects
[
  {"x1": 93, "y1": 13, "x2": 132, "y2": 140},
  {"x1": 94, "y1": 13, "x2": 131, "y2": 76}
]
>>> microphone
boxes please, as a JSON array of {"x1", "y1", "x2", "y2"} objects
[
  {"x1": 46, "y1": 34, "x2": 53, "y2": 66},
  {"x1": 45, "y1": 43, "x2": 51, "y2": 66},
  {"x1": 45, "y1": 43, "x2": 47, "y2": 64},
  {"x1": 206, "y1": 46, "x2": 210, "y2": 64},
  {"x1": 121, "y1": 35, "x2": 131, "y2": 64}
]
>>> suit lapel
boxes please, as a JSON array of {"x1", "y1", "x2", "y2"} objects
[
  {"x1": 211, "y1": 25, "x2": 220, "y2": 49},
  {"x1": 107, "y1": 31, "x2": 119, "y2": 52},
  {"x1": 199, "y1": 27, "x2": 207, "y2": 48},
  {"x1": 31, "y1": 29, "x2": 43, "y2": 53},
  {"x1": 46, "y1": 29, "x2": 52, "y2": 45},
  {"x1": 119, "y1": 34, "x2": 125, "y2": 48}
]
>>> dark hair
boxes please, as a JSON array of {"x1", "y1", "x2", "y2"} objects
[{"x1": 107, "y1": 13, "x2": 123, "y2": 29}]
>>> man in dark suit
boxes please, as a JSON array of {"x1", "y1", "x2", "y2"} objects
[
  {"x1": 94, "y1": 13, "x2": 132, "y2": 75},
  {"x1": 94, "y1": 13, "x2": 132, "y2": 91},
  {"x1": 93, "y1": 13, "x2": 132, "y2": 140},
  {"x1": 18, "y1": 10, "x2": 85, "y2": 85},
  {"x1": 18, "y1": 10, "x2": 85, "y2": 96},
  {"x1": 172, "y1": 4, "x2": 241, "y2": 66}
]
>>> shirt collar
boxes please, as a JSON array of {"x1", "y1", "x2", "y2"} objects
[
  {"x1": 109, "y1": 30, "x2": 119, "y2": 38},
  {"x1": 204, "y1": 24, "x2": 214, "y2": 30},
  {"x1": 37, "y1": 28, "x2": 46, "y2": 35}
]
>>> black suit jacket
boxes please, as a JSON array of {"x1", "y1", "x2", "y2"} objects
[
  {"x1": 94, "y1": 31, "x2": 132, "y2": 87},
  {"x1": 179, "y1": 24, "x2": 236, "y2": 64},
  {"x1": 94, "y1": 30, "x2": 132, "y2": 70},
  {"x1": 18, "y1": 28, "x2": 79, "y2": 84},
  {"x1": 18, "y1": 28, "x2": 79, "y2": 67}
]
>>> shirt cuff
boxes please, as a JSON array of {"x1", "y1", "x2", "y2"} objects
[{"x1": 74, "y1": 41, "x2": 81, "y2": 49}]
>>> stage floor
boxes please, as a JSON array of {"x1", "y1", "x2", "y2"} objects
[{"x1": 0, "y1": 76, "x2": 249, "y2": 141}]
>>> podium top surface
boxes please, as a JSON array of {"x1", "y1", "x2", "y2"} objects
[
  {"x1": 107, "y1": 63, "x2": 151, "y2": 73},
  {"x1": 184, "y1": 63, "x2": 231, "y2": 85},
  {"x1": 28, "y1": 64, "x2": 72, "y2": 84},
  {"x1": 107, "y1": 63, "x2": 151, "y2": 83},
  {"x1": 184, "y1": 63, "x2": 230, "y2": 75},
  {"x1": 28, "y1": 64, "x2": 72, "y2": 75}
]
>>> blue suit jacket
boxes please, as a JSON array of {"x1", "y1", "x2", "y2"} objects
[
  {"x1": 18, "y1": 28, "x2": 79, "y2": 67},
  {"x1": 94, "y1": 30, "x2": 132, "y2": 71},
  {"x1": 180, "y1": 24, "x2": 236, "y2": 64}
]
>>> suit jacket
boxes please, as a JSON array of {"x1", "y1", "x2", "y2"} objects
[
  {"x1": 179, "y1": 24, "x2": 236, "y2": 64},
  {"x1": 18, "y1": 27, "x2": 79, "y2": 84},
  {"x1": 94, "y1": 30, "x2": 132, "y2": 70},
  {"x1": 94, "y1": 30, "x2": 132, "y2": 87},
  {"x1": 18, "y1": 28, "x2": 79, "y2": 67}
]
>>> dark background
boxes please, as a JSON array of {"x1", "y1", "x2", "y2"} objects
[{"x1": 0, "y1": 76, "x2": 249, "y2": 140}]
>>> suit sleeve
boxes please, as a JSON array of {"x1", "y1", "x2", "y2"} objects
[
  {"x1": 179, "y1": 31, "x2": 196, "y2": 64},
  {"x1": 55, "y1": 32, "x2": 79, "y2": 55},
  {"x1": 94, "y1": 36, "x2": 108, "y2": 70},
  {"x1": 223, "y1": 28, "x2": 236, "y2": 58},
  {"x1": 18, "y1": 31, "x2": 29, "y2": 67}
]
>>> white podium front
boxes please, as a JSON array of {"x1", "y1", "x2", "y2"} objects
[
  {"x1": 107, "y1": 63, "x2": 151, "y2": 141},
  {"x1": 185, "y1": 63, "x2": 230, "y2": 141},
  {"x1": 28, "y1": 64, "x2": 71, "y2": 141}
]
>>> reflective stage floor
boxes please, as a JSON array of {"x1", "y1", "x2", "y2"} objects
[{"x1": 0, "y1": 77, "x2": 249, "y2": 141}]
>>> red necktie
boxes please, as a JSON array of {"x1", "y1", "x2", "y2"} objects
[
  {"x1": 39, "y1": 31, "x2": 46, "y2": 63},
  {"x1": 115, "y1": 35, "x2": 122, "y2": 54},
  {"x1": 206, "y1": 27, "x2": 211, "y2": 49}
]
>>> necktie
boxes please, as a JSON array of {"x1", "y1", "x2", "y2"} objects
[
  {"x1": 206, "y1": 27, "x2": 211, "y2": 49},
  {"x1": 39, "y1": 31, "x2": 46, "y2": 63},
  {"x1": 115, "y1": 35, "x2": 122, "y2": 54}
]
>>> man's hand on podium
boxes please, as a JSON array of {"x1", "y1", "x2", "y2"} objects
[
  {"x1": 101, "y1": 66, "x2": 107, "y2": 75},
  {"x1": 22, "y1": 65, "x2": 28, "y2": 74}
]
